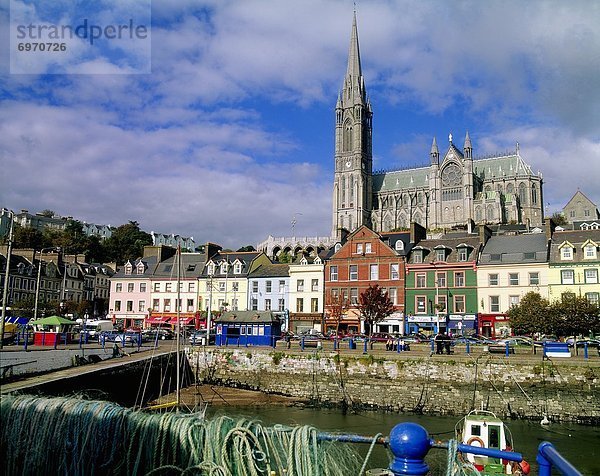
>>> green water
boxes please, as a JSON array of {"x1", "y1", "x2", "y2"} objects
[{"x1": 206, "y1": 406, "x2": 600, "y2": 475}]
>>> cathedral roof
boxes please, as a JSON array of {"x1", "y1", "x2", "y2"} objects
[
  {"x1": 373, "y1": 167, "x2": 429, "y2": 193},
  {"x1": 473, "y1": 153, "x2": 535, "y2": 179}
]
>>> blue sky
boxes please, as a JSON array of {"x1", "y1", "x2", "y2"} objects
[{"x1": 1, "y1": 0, "x2": 599, "y2": 249}]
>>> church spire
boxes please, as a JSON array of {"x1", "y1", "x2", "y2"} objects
[
  {"x1": 430, "y1": 137, "x2": 439, "y2": 165},
  {"x1": 346, "y1": 12, "x2": 362, "y2": 80},
  {"x1": 341, "y1": 12, "x2": 366, "y2": 105},
  {"x1": 463, "y1": 131, "x2": 472, "y2": 159}
]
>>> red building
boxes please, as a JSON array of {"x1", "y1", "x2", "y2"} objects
[{"x1": 324, "y1": 226, "x2": 410, "y2": 334}]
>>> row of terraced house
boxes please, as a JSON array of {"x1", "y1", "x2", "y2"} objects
[{"x1": 107, "y1": 219, "x2": 600, "y2": 338}]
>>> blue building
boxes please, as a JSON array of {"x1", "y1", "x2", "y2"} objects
[{"x1": 215, "y1": 311, "x2": 282, "y2": 347}]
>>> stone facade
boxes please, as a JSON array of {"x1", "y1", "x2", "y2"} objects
[
  {"x1": 332, "y1": 15, "x2": 544, "y2": 240},
  {"x1": 189, "y1": 348, "x2": 600, "y2": 424}
]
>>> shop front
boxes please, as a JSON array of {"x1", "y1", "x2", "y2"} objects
[{"x1": 478, "y1": 313, "x2": 510, "y2": 338}]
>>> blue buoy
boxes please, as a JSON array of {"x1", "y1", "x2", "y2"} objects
[{"x1": 388, "y1": 422, "x2": 431, "y2": 475}]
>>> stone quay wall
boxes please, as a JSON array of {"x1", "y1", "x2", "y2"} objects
[{"x1": 187, "y1": 347, "x2": 600, "y2": 424}]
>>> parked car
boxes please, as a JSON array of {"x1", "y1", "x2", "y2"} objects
[
  {"x1": 189, "y1": 330, "x2": 215, "y2": 345},
  {"x1": 498, "y1": 337, "x2": 533, "y2": 347},
  {"x1": 142, "y1": 329, "x2": 174, "y2": 341},
  {"x1": 114, "y1": 332, "x2": 142, "y2": 345}
]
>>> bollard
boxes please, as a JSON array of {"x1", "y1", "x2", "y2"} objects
[
  {"x1": 24, "y1": 332, "x2": 28, "y2": 351},
  {"x1": 54, "y1": 333, "x2": 58, "y2": 349},
  {"x1": 466, "y1": 341, "x2": 470, "y2": 354},
  {"x1": 505, "y1": 341, "x2": 510, "y2": 357},
  {"x1": 79, "y1": 332, "x2": 83, "y2": 349},
  {"x1": 101, "y1": 335, "x2": 105, "y2": 349},
  {"x1": 430, "y1": 339, "x2": 434, "y2": 353},
  {"x1": 583, "y1": 342, "x2": 588, "y2": 360},
  {"x1": 42, "y1": 331, "x2": 46, "y2": 346},
  {"x1": 388, "y1": 422, "x2": 430, "y2": 475},
  {"x1": 301, "y1": 337, "x2": 305, "y2": 351},
  {"x1": 397, "y1": 338, "x2": 401, "y2": 353},
  {"x1": 363, "y1": 338, "x2": 368, "y2": 354},
  {"x1": 333, "y1": 338, "x2": 338, "y2": 351}
]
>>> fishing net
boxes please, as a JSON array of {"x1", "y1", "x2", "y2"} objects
[{"x1": 0, "y1": 395, "x2": 363, "y2": 476}]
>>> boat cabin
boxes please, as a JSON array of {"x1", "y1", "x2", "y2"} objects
[{"x1": 214, "y1": 311, "x2": 282, "y2": 347}]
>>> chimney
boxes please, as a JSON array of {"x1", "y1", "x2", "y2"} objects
[
  {"x1": 410, "y1": 222, "x2": 427, "y2": 244},
  {"x1": 545, "y1": 217, "x2": 556, "y2": 241},
  {"x1": 478, "y1": 225, "x2": 492, "y2": 245}
]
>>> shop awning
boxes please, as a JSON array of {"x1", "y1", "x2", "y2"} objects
[
  {"x1": 146, "y1": 316, "x2": 172, "y2": 324},
  {"x1": 170, "y1": 316, "x2": 195, "y2": 326},
  {"x1": 3, "y1": 316, "x2": 29, "y2": 325}
]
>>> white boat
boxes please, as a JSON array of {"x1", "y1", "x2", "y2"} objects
[{"x1": 455, "y1": 409, "x2": 530, "y2": 475}]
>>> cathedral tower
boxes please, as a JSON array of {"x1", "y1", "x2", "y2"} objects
[{"x1": 331, "y1": 13, "x2": 373, "y2": 240}]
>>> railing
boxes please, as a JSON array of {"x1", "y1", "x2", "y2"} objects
[{"x1": 317, "y1": 422, "x2": 582, "y2": 476}]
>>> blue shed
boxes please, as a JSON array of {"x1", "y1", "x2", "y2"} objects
[{"x1": 215, "y1": 311, "x2": 282, "y2": 347}]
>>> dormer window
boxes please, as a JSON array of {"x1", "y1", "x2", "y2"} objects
[
  {"x1": 395, "y1": 240, "x2": 404, "y2": 252},
  {"x1": 314, "y1": 256, "x2": 322, "y2": 265},
  {"x1": 583, "y1": 242, "x2": 597, "y2": 260},
  {"x1": 456, "y1": 245, "x2": 470, "y2": 261},
  {"x1": 233, "y1": 262, "x2": 242, "y2": 274},
  {"x1": 220, "y1": 262, "x2": 228, "y2": 274},
  {"x1": 136, "y1": 263, "x2": 145, "y2": 274},
  {"x1": 560, "y1": 245, "x2": 574, "y2": 260},
  {"x1": 300, "y1": 257, "x2": 308, "y2": 265},
  {"x1": 413, "y1": 250, "x2": 423, "y2": 263},
  {"x1": 436, "y1": 248, "x2": 446, "y2": 262},
  {"x1": 334, "y1": 243, "x2": 342, "y2": 253},
  {"x1": 207, "y1": 263, "x2": 215, "y2": 275},
  {"x1": 125, "y1": 263, "x2": 133, "y2": 275}
]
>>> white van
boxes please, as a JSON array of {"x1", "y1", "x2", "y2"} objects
[{"x1": 84, "y1": 320, "x2": 115, "y2": 338}]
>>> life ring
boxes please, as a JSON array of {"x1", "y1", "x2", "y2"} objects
[
  {"x1": 466, "y1": 436, "x2": 485, "y2": 447},
  {"x1": 519, "y1": 460, "x2": 531, "y2": 475}
]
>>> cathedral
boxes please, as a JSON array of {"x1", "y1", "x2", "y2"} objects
[{"x1": 331, "y1": 14, "x2": 544, "y2": 240}]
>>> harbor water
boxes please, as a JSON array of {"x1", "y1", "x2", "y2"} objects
[{"x1": 205, "y1": 405, "x2": 600, "y2": 475}]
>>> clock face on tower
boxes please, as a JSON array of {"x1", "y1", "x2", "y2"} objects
[
  {"x1": 346, "y1": 160, "x2": 352, "y2": 168},
  {"x1": 441, "y1": 163, "x2": 461, "y2": 186}
]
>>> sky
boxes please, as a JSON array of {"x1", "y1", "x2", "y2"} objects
[{"x1": 1, "y1": 0, "x2": 599, "y2": 250}]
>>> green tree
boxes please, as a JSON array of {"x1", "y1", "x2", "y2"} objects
[
  {"x1": 55, "y1": 220, "x2": 89, "y2": 255},
  {"x1": 12, "y1": 224, "x2": 49, "y2": 249},
  {"x1": 507, "y1": 292, "x2": 554, "y2": 335},
  {"x1": 553, "y1": 295, "x2": 600, "y2": 337},
  {"x1": 325, "y1": 291, "x2": 350, "y2": 336},
  {"x1": 550, "y1": 212, "x2": 568, "y2": 226},
  {"x1": 276, "y1": 251, "x2": 293, "y2": 263},
  {"x1": 358, "y1": 284, "x2": 394, "y2": 337},
  {"x1": 39, "y1": 210, "x2": 56, "y2": 218},
  {"x1": 104, "y1": 221, "x2": 152, "y2": 264},
  {"x1": 237, "y1": 245, "x2": 256, "y2": 252}
]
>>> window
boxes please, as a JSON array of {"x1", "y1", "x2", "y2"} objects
[
  {"x1": 454, "y1": 295, "x2": 465, "y2": 313},
  {"x1": 278, "y1": 298, "x2": 285, "y2": 311},
  {"x1": 413, "y1": 250, "x2": 423, "y2": 263},
  {"x1": 509, "y1": 273, "x2": 519, "y2": 286},
  {"x1": 524, "y1": 252, "x2": 536, "y2": 260},
  {"x1": 139, "y1": 283, "x2": 147, "y2": 292},
  {"x1": 114, "y1": 300, "x2": 121, "y2": 311},
  {"x1": 296, "y1": 298, "x2": 304, "y2": 312},
  {"x1": 390, "y1": 263, "x2": 399, "y2": 280},
  {"x1": 457, "y1": 248, "x2": 468, "y2": 261},
  {"x1": 311, "y1": 298, "x2": 319, "y2": 312},
  {"x1": 436, "y1": 249, "x2": 446, "y2": 261},
  {"x1": 509, "y1": 295, "x2": 520, "y2": 307},
  {"x1": 251, "y1": 298, "x2": 258, "y2": 311},
  {"x1": 584, "y1": 245, "x2": 597, "y2": 259},
  {"x1": 265, "y1": 299, "x2": 271, "y2": 310},
  {"x1": 436, "y1": 295, "x2": 447, "y2": 313},
  {"x1": 164, "y1": 299, "x2": 171, "y2": 312},
  {"x1": 350, "y1": 288, "x2": 358, "y2": 305},
  {"x1": 187, "y1": 299, "x2": 194, "y2": 312},
  {"x1": 153, "y1": 282, "x2": 160, "y2": 292},
  {"x1": 252, "y1": 281, "x2": 258, "y2": 293},
  {"x1": 586, "y1": 292, "x2": 599, "y2": 305},
  {"x1": 356, "y1": 243, "x2": 363, "y2": 254},
  {"x1": 279, "y1": 280, "x2": 285, "y2": 293},
  {"x1": 297, "y1": 279, "x2": 304, "y2": 292},
  {"x1": 232, "y1": 298, "x2": 238, "y2": 310},
  {"x1": 416, "y1": 296, "x2": 427, "y2": 314},
  {"x1": 529, "y1": 272, "x2": 539, "y2": 286},
  {"x1": 365, "y1": 242, "x2": 372, "y2": 253},
  {"x1": 138, "y1": 300, "x2": 146, "y2": 312},
  {"x1": 188, "y1": 282, "x2": 195, "y2": 292},
  {"x1": 128, "y1": 283, "x2": 134, "y2": 292},
  {"x1": 416, "y1": 273, "x2": 427, "y2": 288},
  {"x1": 370, "y1": 264, "x2": 379, "y2": 280},
  {"x1": 266, "y1": 281, "x2": 272, "y2": 293},
  {"x1": 561, "y1": 270, "x2": 574, "y2": 285},
  {"x1": 388, "y1": 288, "x2": 397, "y2": 305},
  {"x1": 349, "y1": 265, "x2": 358, "y2": 281},
  {"x1": 561, "y1": 247, "x2": 573, "y2": 260},
  {"x1": 234, "y1": 263, "x2": 242, "y2": 274},
  {"x1": 207, "y1": 263, "x2": 215, "y2": 275},
  {"x1": 219, "y1": 282, "x2": 226, "y2": 292},
  {"x1": 490, "y1": 296, "x2": 500, "y2": 313},
  {"x1": 220, "y1": 262, "x2": 228, "y2": 274},
  {"x1": 330, "y1": 266, "x2": 338, "y2": 281},
  {"x1": 585, "y1": 269, "x2": 598, "y2": 283},
  {"x1": 454, "y1": 272, "x2": 465, "y2": 287},
  {"x1": 488, "y1": 274, "x2": 499, "y2": 286},
  {"x1": 116, "y1": 283, "x2": 123, "y2": 292},
  {"x1": 165, "y1": 283, "x2": 172, "y2": 292},
  {"x1": 152, "y1": 299, "x2": 159, "y2": 311},
  {"x1": 227, "y1": 281, "x2": 236, "y2": 292},
  {"x1": 312, "y1": 279, "x2": 319, "y2": 292},
  {"x1": 436, "y1": 272, "x2": 446, "y2": 288}
]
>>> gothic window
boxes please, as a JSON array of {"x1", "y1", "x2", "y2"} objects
[
  {"x1": 484, "y1": 185, "x2": 492, "y2": 193},
  {"x1": 341, "y1": 176, "x2": 346, "y2": 205},
  {"x1": 349, "y1": 175, "x2": 354, "y2": 203},
  {"x1": 441, "y1": 163, "x2": 461, "y2": 187},
  {"x1": 475, "y1": 207, "x2": 482, "y2": 222},
  {"x1": 497, "y1": 184, "x2": 503, "y2": 194},
  {"x1": 532, "y1": 185, "x2": 537, "y2": 204},
  {"x1": 348, "y1": 215, "x2": 353, "y2": 230},
  {"x1": 518, "y1": 182, "x2": 527, "y2": 205},
  {"x1": 418, "y1": 192, "x2": 423, "y2": 205},
  {"x1": 343, "y1": 120, "x2": 353, "y2": 152},
  {"x1": 507, "y1": 183, "x2": 514, "y2": 195},
  {"x1": 413, "y1": 212, "x2": 421, "y2": 225},
  {"x1": 486, "y1": 205, "x2": 495, "y2": 221},
  {"x1": 403, "y1": 194, "x2": 409, "y2": 207}
]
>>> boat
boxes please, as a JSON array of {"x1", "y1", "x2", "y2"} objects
[{"x1": 455, "y1": 409, "x2": 530, "y2": 475}]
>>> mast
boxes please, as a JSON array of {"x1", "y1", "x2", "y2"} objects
[{"x1": 176, "y1": 245, "x2": 181, "y2": 408}]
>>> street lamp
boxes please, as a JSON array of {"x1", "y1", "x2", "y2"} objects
[
  {"x1": 33, "y1": 247, "x2": 59, "y2": 321},
  {"x1": 0, "y1": 209, "x2": 15, "y2": 350}
]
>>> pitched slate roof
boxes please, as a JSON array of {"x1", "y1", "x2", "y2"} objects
[
  {"x1": 215, "y1": 310, "x2": 280, "y2": 323},
  {"x1": 409, "y1": 234, "x2": 482, "y2": 264},
  {"x1": 479, "y1": 234, "x2": 548, "y2": 264},
  {"x1": 549, "y1": 229, "x2": 600, "y2": 263},
  {"x1": 248, "y1": 263, "x2": 290, "y2": 278}
]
